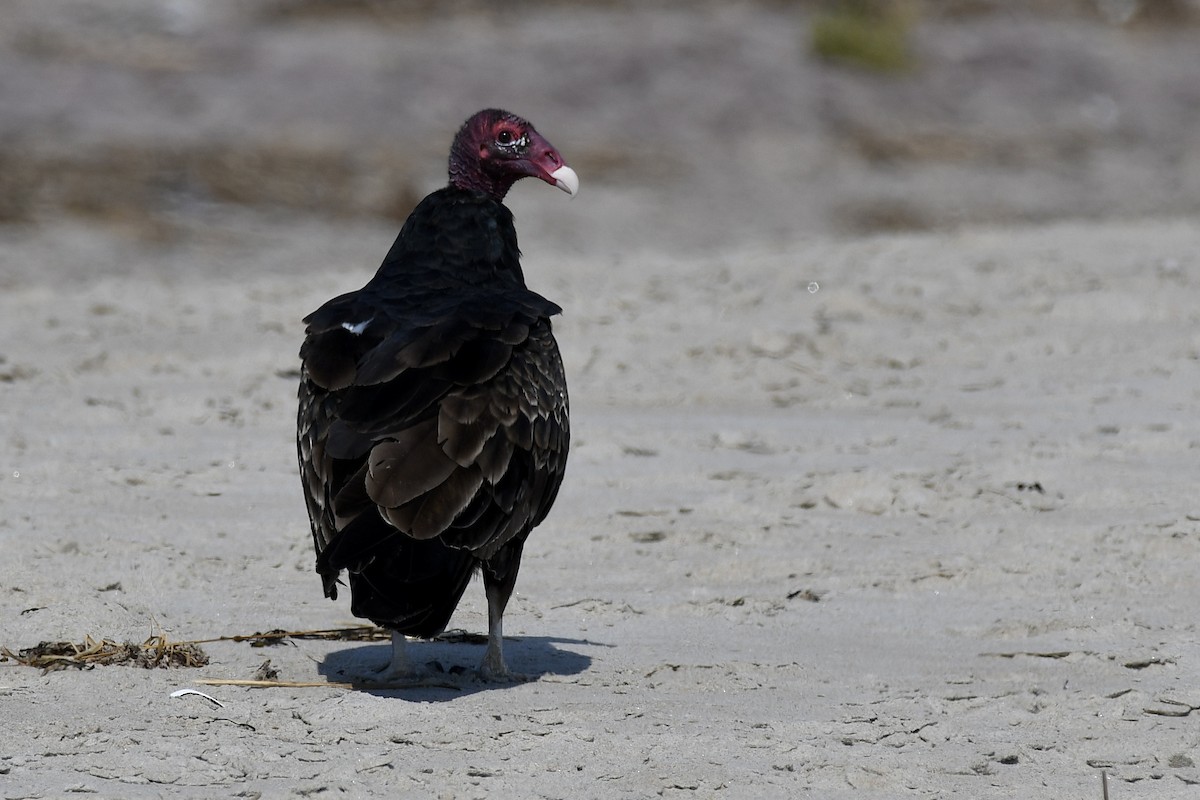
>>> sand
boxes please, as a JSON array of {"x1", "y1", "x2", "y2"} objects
[
  {"x1": 3, "y1": 213, "x2": 1200, "y2": 798},
  {"x1": 4, "y1": 1, "x2": 1200, "y2": 796}
]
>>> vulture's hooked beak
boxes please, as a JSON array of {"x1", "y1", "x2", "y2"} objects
[{"x1": 549, "y1": 165, "x2": 579, "y2": 198}]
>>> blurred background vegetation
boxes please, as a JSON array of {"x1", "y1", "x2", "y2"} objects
[{"x1": 1, "y1": 0, "x2": 1198, "y2": 253}]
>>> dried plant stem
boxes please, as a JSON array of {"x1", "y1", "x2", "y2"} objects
[
  {"x1": 196, "y1": 677, "x2": 460, "y2": 691},
  {"x1": 177, "y1": 626, "x2": 388, "y2": 646}
]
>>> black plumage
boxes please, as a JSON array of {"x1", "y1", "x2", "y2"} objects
[{"x1": 297, "y1": 110, "x2": 577, "y2": 680}]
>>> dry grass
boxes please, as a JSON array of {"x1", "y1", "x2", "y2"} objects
[
  {"x1": 2, "y1": 626, "x2": 492, "y2": 690},
  {"x1": 1, "y1": 634, "x2": 209, "y2": 673}
]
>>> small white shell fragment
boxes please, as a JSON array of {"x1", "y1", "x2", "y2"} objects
[{"x1": 170, "y1": 688, "x2": 225, "y2": 708}]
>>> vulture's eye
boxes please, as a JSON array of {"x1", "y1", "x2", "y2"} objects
[{"x1": 496, "y1": 129, "x2": 528, "y2": 150}]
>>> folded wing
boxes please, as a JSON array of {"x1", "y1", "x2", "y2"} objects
[{"x1": 297, "y1": 288, "x2": 568, "y2": 598}]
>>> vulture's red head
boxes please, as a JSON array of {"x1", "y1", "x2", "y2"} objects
[{"x1": 448, "y1": 109, "x2": 579, "y2": 201}]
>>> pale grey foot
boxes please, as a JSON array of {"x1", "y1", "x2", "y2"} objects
[{"x1": 367, "y1": 630, "x2": 423, "y2": 683}]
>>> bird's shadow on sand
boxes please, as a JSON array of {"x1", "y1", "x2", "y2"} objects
[{"x1": 316, "y1": 635, "x2": 600, "y2": 701}]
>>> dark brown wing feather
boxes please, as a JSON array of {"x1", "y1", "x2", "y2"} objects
[{"x1": 297, "y1": 288, "x2": 568, "y2": 599}]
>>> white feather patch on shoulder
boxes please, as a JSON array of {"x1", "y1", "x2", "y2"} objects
[{"x1": 341, "y1": 318, "x2": 372, "y2": 335}]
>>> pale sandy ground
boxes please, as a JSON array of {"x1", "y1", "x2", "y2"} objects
[
  {"x1": 5, "y1": 1, "x2": 1200, "y2": 798},
  {"x1": 2, "y1": 212, "x2": 1200, "y2": 798}
]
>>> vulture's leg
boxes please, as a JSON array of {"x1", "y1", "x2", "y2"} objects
[
  {"x1": 480, "y1": 546, "x2": 525, "y2": 681},
  {"x1": 373, "y1": 629, "x2": 416, "y2": 681}
]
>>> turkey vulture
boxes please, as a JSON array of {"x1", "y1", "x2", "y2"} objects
[{"x1": 297, "y1": 109, "x2": 577, "y2": 681}]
